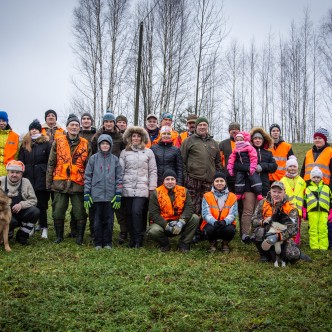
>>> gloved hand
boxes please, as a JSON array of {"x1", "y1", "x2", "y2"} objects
[
  {"x1": 265, "y1": 233, "x2": 279, "y2": 245},
  {"x1": 84, "y1": 194, "x2": 93, "y2": 209},
  {"x1": 214, "y1": 220, "x2": 226, "y2": 229},
  {"x1": 111, "y1": 194, "x2": 121, "y2": 209},
  {"x1": 172, "y1": 219, "x2": 186, "y2": 235},
  {"x1": 256, "y1": 164, "x2": 262, "y2": 173},
  {"x1": 328, "y1": 209, "x2": 332, "y2": 222},
  {"x1": 263, "y1": 217, "x2": 272, "y2": 226},
  {"x1": 165, "y1": 222, "x2": 174, "y2": 233},
  {"x1": 302, "y1": 207, "x2": 307, "y2": 220}
]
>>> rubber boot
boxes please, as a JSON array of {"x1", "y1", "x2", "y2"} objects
[
  {"x1": 67, "y1": 218, "x2": 77, "y2": 238},
  {"x1": 54, "y1": 220, "x2": 64, "y2": 244},
  {"x1": 76, "y1": 220, "x2": 86, "y2": 245}
]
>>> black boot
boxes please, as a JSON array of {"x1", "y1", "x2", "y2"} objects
[
  {"x1": 76, "y1": 220, "x2": 86, "y2": 245},
  {"x1": 16, "y1": 229, "x2": 29, "y2": 245},
  {"x1": 118, "y1": 232, "x2": 128, "y2": 245},
  {"x1": 67, "y1": 218, "x2": 77, "y2": 238},
  {"x1": 54, "y1": 220, "x2": 64, "y2": 243}
]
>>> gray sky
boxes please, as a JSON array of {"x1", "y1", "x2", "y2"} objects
[{"x1": 0, "y1": 0, "x2": 331, "y2": 135}]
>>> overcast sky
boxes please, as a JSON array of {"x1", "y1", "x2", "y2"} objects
[{"x1": 0, "y1": 0, "x2": 331, "y2": 135}]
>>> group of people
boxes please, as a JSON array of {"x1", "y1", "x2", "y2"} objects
[{"x1": 0, "y1": 107, "x2": 331, "y2": 266}]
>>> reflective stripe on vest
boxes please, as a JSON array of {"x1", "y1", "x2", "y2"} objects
[
  {"x1": 156, "y1": 185, "x2": 186, "y2": 221},
  {"x1": 200, "y1": 191, "x2": 237, "y2": 230},
  {"x1": 53, "y1": 136, "x2": 89, "y2": 186},
  {"x1": 303, "y1": 147, "x2": 332, "y2": 185},
  {"x1": 269, "y1": 142, "x2": 292, "y2": 181},
  {"x1": 305, "y1": 184, "x2": 331, "y2": 212}
]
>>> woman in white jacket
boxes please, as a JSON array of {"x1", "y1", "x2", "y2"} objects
[{"x1": 120, "y1": 126, "x2": 157, "y2": 248}]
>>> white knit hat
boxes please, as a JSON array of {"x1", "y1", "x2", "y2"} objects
[
  {"x1": 310, "y1": 166, "x2": 323, "y2": 180},
  {"x1": 286, "y1": 155, "x2": 298, "y2": 169},
  {"x1": 160, "y1": 126, "x2": 172, "y2": 133}
]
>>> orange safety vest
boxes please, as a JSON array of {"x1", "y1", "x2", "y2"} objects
[
  {"x1": 303, "y1": 147, "x2": 332, "y2": 185},
  {"x1": 269, "y1": 142, "x2": 292, "y2": 181},
  {"x1": 220, "y1": 140, "x2": 235, "y2": 168},
  {"x1": 156, "y1": 185, "x2": 186, "y2": 221},
  {"x1": 175, "y1": 131, "x2": 189, "y2": 147},
  {"x1": 41, "y1": 127, "x2": 65, "y2": 141},
  {"x1": 3, "y1": 131, "x2": 19, "y2": 165},
  {"x1": 200, "y1": 191, "x2": 237, "y2": 231},
  {"x1": 53, "y1": 135, "x2": 89, "y2": 186}
]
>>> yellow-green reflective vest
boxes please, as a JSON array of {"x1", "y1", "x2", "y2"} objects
[
  {"x1": 305, "y1": 181, "x2": 331, "y2": 212},
  {"x1": 281, "y1": 176, "x2": 306, "y2": 216}
]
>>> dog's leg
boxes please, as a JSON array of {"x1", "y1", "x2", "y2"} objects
[{"x1": 3, "y1": 223, "x2": 11, "y2": 252}]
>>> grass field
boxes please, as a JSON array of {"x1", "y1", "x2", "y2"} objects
[{"x1": 0, "y1": 143, "x2": 331, "y2": 331}]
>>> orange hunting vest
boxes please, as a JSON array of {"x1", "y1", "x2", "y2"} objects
[
  {"x1": 156, "y1": 185, "x2": 186, "y2": 221},
  {"x1": 53, "y1": 135, "x2": 89, "y2": 186},
  {"x1": 269, "y1": 142, "x2": 292, "y2": 181},
  {"x1": 200, "y1": 191, "x2": 237, "y2": 230},
  {"x1": 303, "y1": 147, "x2": 332, "y2": 185},
  {"x1": 3, "y1": 131, "x2": 19, "y2": 165}
]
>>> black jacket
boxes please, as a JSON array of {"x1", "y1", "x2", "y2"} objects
[
  {"x1": 151, "y1": 141, "x2": 183, "y2": 186},
  {"x1": 18, "y1": 134, "x2": 52, "y2": 191}
]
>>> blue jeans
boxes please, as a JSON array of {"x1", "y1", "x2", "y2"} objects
[{"x1": 93, "y1": 202, "x2": 114, "y2": 247}]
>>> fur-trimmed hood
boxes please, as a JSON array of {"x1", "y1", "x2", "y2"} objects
[
  {"x1": 123, "y1": 126, "x2": 149, "y2": 150},
  {"x1": 250, "y1": 127, "x2": 273, "y2": 149},
  {"x1": 21, "y1": 133, "x2": 49, "y2": 151}
]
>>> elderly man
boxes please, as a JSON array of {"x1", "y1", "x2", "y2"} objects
[
  {"x1": 181, "y1": 117, "x2": 222, "y2": 216},
  {"x1": 219, "y1": 122, "x2": 240, "y2": 193},
  {"x1": 252, "y1": 181, "x2": 311, "y2": 264},
  {"x1": 0, "y1": 160, "x2": 39, "y2": 245},
  {"x1": 269, "y1": 123, "x2": 294, "y2": 183},
  {"x1": 0, "y1": 110, "x2": 20, "y2": 176},
  {"x1": 41, "y1": 109, "x2": 65, "y2": 144},
  {"x1": 176, "y1": 114, "x2": 198, "y2": 147},
  {"x1": 148, "y1": 170, "x2": 199, "y2": 252},
  {"x1": 46, "y1": 113, "x2": 91, "y2": 245},
  {"x1": 116, "y1": 115, "x2": 128, "y2": 134}
]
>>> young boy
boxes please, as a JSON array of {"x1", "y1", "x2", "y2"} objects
[
  {"x1": 304, "y1": 166, "x2": 331, "y2": 250},
  {"x1": 280, "y1": 155, "x2": 306, "y2": 245},
  {"x1": 84, "y1": 134, "x2": 122, "y2": 249}
]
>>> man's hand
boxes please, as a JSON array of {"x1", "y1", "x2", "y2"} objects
[
  {"x1": 84, "y1": 194, "x2": 93, "y2": 210},
  {"x1": 172, "y1": 219, "x2": 186, "y2": 235},
  {"x1": 12, "y1": 203, "x2": 22, "y2": 214}
]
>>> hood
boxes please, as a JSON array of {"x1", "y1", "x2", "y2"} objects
[
  {"x1": 97, "y1": 134, "x2": 113, "y2": 152},
  {"x1": 123, "y1": 126, "x2": 149, "y2": 150},
  {"x1": 21, "y1": 133, "x2": 49, "y2": 152},
  {"x1": 250, "y1": 127, "x2": 273, "y2": 149}
]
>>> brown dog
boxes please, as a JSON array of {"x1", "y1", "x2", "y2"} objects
[{"x1": 0, "y1": 187, "x2": 12, "y2": 252}]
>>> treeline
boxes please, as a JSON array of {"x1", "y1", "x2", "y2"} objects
[{"x1": 70, "y1": 0, "x2": 332, "y2": 141}]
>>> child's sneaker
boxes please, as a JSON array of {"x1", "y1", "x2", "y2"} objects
[{"x1": 256, "y1": 194, "x2": 264, "y2": 201}]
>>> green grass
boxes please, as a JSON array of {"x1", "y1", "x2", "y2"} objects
[{"x1": 0, "y1": 144, "x2": 331, "y2": 331}]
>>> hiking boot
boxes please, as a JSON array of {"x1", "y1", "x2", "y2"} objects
[
  {"x1": 178, "y1": 243, "x2": 190, "y2": 253},
  {"x1": 221, "y1": 241, "x2": 230, "y2": 253},
  {"x1": 16, "y1": 229, "x2": 29, "y2": 245},
  {"x1": 260, "y1": 254, "x2": 269, "y2": 263},
  {"x1": 118, "y1": 232, "x2": 128, "y2": 245},
  {"x1": 160, "y1": 244, "x2": 170, "y2": 252},
  {"x1": 208, "y1": 240, "x2": 217, "y2": 253}
]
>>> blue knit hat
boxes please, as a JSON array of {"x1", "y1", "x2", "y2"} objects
[
  {"x1": 0, "y1": 111, "x2": 9, "y2": 123},
  {"x1": 103, "y1": 110, "x2": 116, "y2": 123}
]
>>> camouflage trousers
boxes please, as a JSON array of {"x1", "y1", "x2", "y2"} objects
[{"x1": 185, "y1": 176, "x2": 213, "y2": 216}]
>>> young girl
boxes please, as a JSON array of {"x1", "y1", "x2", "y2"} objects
[
  {"x1": 84, "y1": 134, "x2": 123, "y2": 250},
  {"x1": 304, "y1": 166, "x2": 331, "y2": 250},
  {"x1": 227, "y1": 131, "x2": 263, "y2": 201},
  {"x1": 280, "y1": 156, "x2": 306, "y2": 245}
]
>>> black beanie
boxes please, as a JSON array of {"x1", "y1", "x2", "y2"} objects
[
  {"x1": 29, "y1": 119, "x2": 42, "y2": 132},
  {"x1": 214, "y1": 172, "x2": 226, "y2": 181},
  {"x1": 163, "y1": 169, "x2": 177, "y2": 181},
  {"x1": 66, "y1": 113, "x2": 80, "y2": 126},
  {"x1": 45, "y1": 109, "x2": 57, "y2": 121},
  {"x1": 269, "y1": 123, "x2": 281, "y2": 134}
]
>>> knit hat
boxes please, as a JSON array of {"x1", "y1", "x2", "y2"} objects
[
  {"x1": 45, "y1": 109, "x2": 57, "y2": 121},
  {"x1": 103, "y1": 110, "x2": 116, "y2": 123},
  {"x1": 310, "y1": 166, "x2": 323, "y2": 180},
  {"x1": 29, "y1": 119, "x2": 42, "y2": 132},
  {"x1": 116, "y1": 115, "x2": 128, "y2": 124},
  {"x1": 187, "y1": 114, "x2": 198, "y2": 123},
  {"x1": 252, "y1": 132, "x2": 263, "y2": 140},
  {"x1": 313, "y1": 127, "x2": 329, "y2": 143},
  {"x1": 195, "y1": 117, "x2": 209, "y2": 126},
  {"x1": 146, "y1": 114, "x2": 158, "y2": 121},
  {"x1": 228, "y1": 122, "x2": 240, "y2": 132},
  {"x1": 81, "y1": 112, "x2": 93, "y2": 122},
  {"x1": 6, "y1": 160, "x2": 25, "y2": 172},
  {"x1": 160, "y1": 126, "x2": 172, "y2": 133},
  {"x1": 286, "y1": 155, "x2": 298, "y2": 169},
  {"x1": 161, "y1": 112, "x2": 173, "y2": 120},
  {"x1": 0, "y1": 111, "x2": 9, "y2": 123},
  {"x1": 66, "y1": 113, "x2": 80, "y2": 126},
  {"x1": 235, "y1": 133, "x2": 244, "y2": 141},
  {"x1": 271, "y1": 181, "x2": 285, "y2": 190},
  {"x1": 163, "y1": 169, "x2": 177, "y2": 181},
  {"x1": 214, "y1": 172, "x2": 226, "y2": 181},
  {"x1": 269, "y1": 123, "x2": 281, "y2": 134}
]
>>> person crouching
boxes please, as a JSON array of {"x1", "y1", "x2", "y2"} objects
[{"x1": 148, "y1": 170, "x2": 200, "y2": 252}]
